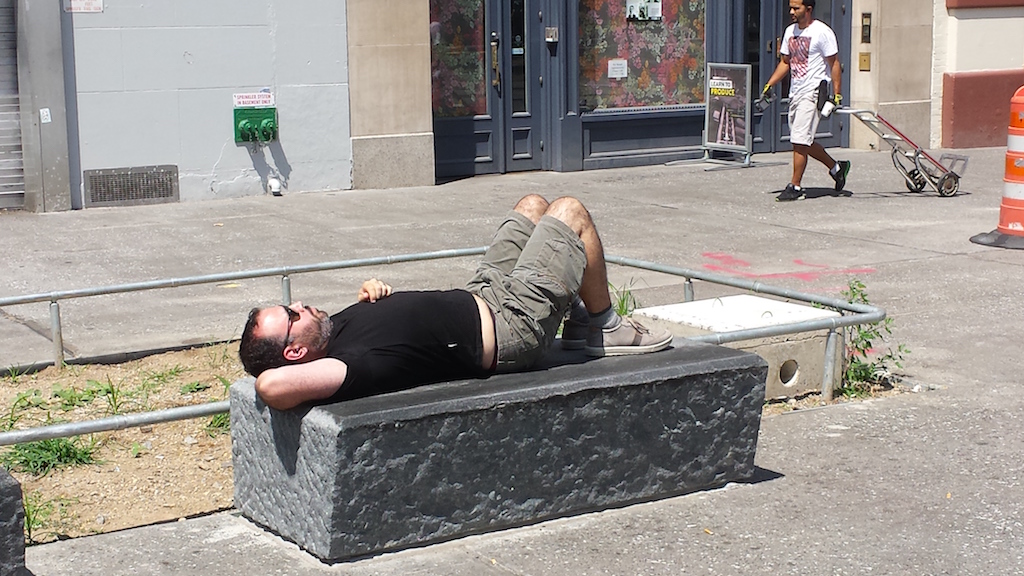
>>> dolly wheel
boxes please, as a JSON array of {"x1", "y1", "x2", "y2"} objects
[
  {"x1": 938, "y1": 173, "x2": 959, "y2": 197},
  {"x1": 905, "y1": 169, "x2": 927, "y2": 192}
]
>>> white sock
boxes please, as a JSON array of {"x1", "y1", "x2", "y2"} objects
[{"x1": 830, "y1": 162, "x2": 840, "y2": 176}]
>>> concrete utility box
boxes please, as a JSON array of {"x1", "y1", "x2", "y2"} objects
[{"x1": 633, "y1": 295, "x2": 842, "y2": 399}]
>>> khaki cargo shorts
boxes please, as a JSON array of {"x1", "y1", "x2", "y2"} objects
[
  {"x1": 465, "y1": 211, "x2": 586, "y2": 372},
  {"x1": 788, "y1": 90, "x2": 822, "y2": 147}
]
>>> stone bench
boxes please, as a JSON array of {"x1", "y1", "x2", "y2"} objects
[
  {"x1": 0, "y1": 469, "x2": 25, "y2": 576},
  {"x1": 230, "y1": 340, "x2": 767, "y2": 562}
]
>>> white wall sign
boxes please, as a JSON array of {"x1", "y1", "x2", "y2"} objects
[
  {"x1": 233, "y1": 92, "x2": 276, "y2": 108},
  {"x1": 63, "y1": 0, "x2": 104, "y2": 13},
  {"x1": 626, "y1": 0, "x2": 661, "y2": 21},
  {"x1": 608, "y1": 59, "x2": 628, "y2": 79},
  {"x1": 39, "y1": 108, "x2": 52, "y2": 124}
]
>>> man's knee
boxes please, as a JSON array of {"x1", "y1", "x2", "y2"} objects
[
  {"x1": 544, "y1": 196, "x2": 592, "y2": 236},
  {"x1": 514, "y1": 194, "x2": 549, "y2": 224}
]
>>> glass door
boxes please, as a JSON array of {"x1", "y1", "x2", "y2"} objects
[
  {"x1": 503, "y1": 0, "x2": 543, "y2": 171},
  {"x1": 748, "y1": 0, "x2": 848, "y2": 154},
  {"x1": 431, "y1": 0, "x2": 544, "y2": 177}
]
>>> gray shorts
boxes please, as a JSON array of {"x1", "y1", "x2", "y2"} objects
[{"x1": 465, "y1": 212, "x2": 586, "y2": 372}]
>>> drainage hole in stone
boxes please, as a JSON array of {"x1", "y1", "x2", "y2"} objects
[{"x1": 780, "y1": 360, "x2": 799, "y2": 387}]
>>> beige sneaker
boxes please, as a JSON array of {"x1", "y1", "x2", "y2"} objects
[{"x1": 585, "y1": 317, "x2": 673, "y2": 357}]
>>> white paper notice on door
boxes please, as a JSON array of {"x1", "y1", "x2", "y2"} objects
[
  {"x1": 64, "y1": 0, "x2": 103, "y2": 12},
  {"x1": 608, "y1": 59, "x2": 628, "y2": 79}
]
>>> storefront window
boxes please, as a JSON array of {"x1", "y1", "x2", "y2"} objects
[
  {"x1": 430, "y1": 0, "x2": 487, "y2": 118},
  {"x1": 579, "y1": 0, "x2": 706, "y2": 111}
]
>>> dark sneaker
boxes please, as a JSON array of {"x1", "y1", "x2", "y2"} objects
[
  {"x1": 560, "y1": 318, "x2": 588, "y2": 350},
  {"x1": 585, "y1": 317, "x2": 673, "y2": 357},
  {"x1": 832, "y1": 160, "x2": 851, "y2": 191},
  {"x1": 776, "y1": 183, "x2": 804, "y2": 202}
]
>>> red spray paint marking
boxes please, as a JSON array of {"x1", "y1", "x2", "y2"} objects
[{"x1": 701, "y1": 252, "x2": 875, "y2": 282}]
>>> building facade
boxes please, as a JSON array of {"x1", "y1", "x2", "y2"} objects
[{"x1": 8, "y1": 0, "x2": 1024, "y2": 212}]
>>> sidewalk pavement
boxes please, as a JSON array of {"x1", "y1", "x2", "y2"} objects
[{"x1": 5, "y1": 147, "x2": 1024, "y2": 575}]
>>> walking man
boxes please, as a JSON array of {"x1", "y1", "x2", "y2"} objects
[
  {"x1": 764, "y1": 0, "x2": 850, "y2": 202},
  {"x1": 239, "y1": 194, "x2": 673, "y2": 410}
]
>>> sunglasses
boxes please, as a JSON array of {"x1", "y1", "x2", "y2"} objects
[{"x1": 281, "y1": 305, "x2": 300, "y2": 344}]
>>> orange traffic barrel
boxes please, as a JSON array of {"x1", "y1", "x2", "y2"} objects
[{"x1": 971, "y1": 85, "x2": 1024, "y2": 249}]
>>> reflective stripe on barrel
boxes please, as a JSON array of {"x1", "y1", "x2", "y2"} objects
[{"x1": 998, "y1": 87, "x2": 1024, "y2": 235}]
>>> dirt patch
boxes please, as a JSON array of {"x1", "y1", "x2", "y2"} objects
[
  {"x1": 1, "y1": 342, "x2": 906, "y2": 544},
  {"x1": 0, "y1": 343, "x2": 244, "y2": 543}
]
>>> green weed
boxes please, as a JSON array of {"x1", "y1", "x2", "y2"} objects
[
  {"x1": 204, "y1": 343, "x2": 234, "y2": 368},
  {"x1": 86, "y1": 377, "x2": 127, "y2": 415},
  {"x1": 143, "y1": 365, "x2": 188, "y2": 387},
  {"x1": 22, "y1": 490, "x2": 53, "y2": 543},
  {"x1": 1, "y1": 436, "x2": 99, "y2": 476},
  {"x1": 51, "y1": 383, "x2": 98, "y2": 411},
  {"x1": 609, "y1": 279, "x2": 639, "y2": 317},
  {"x1": 59, "y1": 362, "x2": 84, "y2": 377},
  {"x1": 216, "y1": 375, "x2": 233, "y2": 397},
  {"x1": 840, "y1": 279, "x2": 909, "y2": 398},
  {"x1": 12, "y1": 389, "x2": 46, "y2": 411},
  {"x1": 130, "y1": 441, "x2": 147, "y2": 458},
  {"x1": 180, "y1": 381, "x2": 212, "y2": 395},
  {"x1": 204, "y1": 412, "x2": 230, "y2": 437},
  {"x1": 22, "y1": 491, "x2": 76, "y2": 544},
  {"x1": 3, "y1": 365, "x2": 26, "y2": 385}
]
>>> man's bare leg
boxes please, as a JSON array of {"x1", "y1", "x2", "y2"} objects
[
  {"x1": 543, "y1": 197, "x2": 612, "y2": 314},
  {"x1": 808, "y1": 142, "x2": 836, "y2": 168},
  {"x1": 544, "y1": 196, "x2": 671, "y2": 356},
  {"x1": 791, "y1": 145, "x2": 810, "y2": 187},
  {"x1": 514, "y1": 194, "x2": 549, "y2": 225},
  {"x1": 793, "y1": 143, "x2": 838, "y2": 187}
]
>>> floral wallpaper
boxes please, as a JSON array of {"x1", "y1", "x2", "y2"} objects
[
  {"x1": 430, "y1": 0, "x2": 488, "y2": 118},
  {"x1": 579, "y1": 0, "x2": 706, "y2": 111}
]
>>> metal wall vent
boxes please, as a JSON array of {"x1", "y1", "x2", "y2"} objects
[{"x1": 84, "y1": 165, "x2": 180, "y2": 208}]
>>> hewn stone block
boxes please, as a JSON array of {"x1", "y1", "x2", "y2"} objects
[
  {"x1": 0, "y1": 468, "x2": 25, "y2": 576},
  {"x1": 231, "y1": 341, "x2": 767, "y2": 561}
]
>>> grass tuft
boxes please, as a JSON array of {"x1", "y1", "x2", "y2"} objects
[{"x1": 1, "y1": 436, "x2": 100, "y2": 476}]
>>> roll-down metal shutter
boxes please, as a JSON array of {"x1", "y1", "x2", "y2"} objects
[{"x1": 0, "y1": 0, "x2": 23, "y2": 210}]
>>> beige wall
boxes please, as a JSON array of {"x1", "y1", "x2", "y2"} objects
[
  {"x1": 931, "y1": 4, "x2": 1024, "y2": 147},
  {"x1": 849, "y1": 0, "x2": 934, "y2": 150},
  {"x1": 946, "y1": 7, "x2": 1024, "y2": 72},
  {"x1": 347, "y1": 0, "x2": 435, "y2": 188}
]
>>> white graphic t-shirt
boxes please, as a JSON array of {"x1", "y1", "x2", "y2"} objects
[{"x1": 780, "y1": 19, "x2": 838, "y2": 98}]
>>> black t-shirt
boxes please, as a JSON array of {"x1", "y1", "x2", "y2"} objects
[{"x1": 325, "y1": 289, "x2": 489, "y2": 401}]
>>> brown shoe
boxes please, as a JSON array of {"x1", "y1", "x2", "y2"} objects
[{"x1": 585, "y1": 317, "x2": 673, "y2": 357}]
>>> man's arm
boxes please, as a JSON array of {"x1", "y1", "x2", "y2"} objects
[
  {"x1": 254, "y1": 357, "x2": 348, "y2": 410},
  {"x1": 764, "y1": 55, "x2": 791, "y2": 94},
  {"x1": 827, "y1": 53, "x2": 841, "y2": 97}
]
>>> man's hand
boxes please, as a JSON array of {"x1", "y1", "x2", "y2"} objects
[{"x1": 358, "y1": 278, "x2": 393, "y2": 303}]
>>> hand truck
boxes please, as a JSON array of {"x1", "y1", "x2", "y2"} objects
[{"x1": 838, "y1": 109, "x2": 969, "y2": 197}]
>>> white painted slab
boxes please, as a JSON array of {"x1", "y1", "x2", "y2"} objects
[{"x1": 634, "y1": 294, "x2": 839, "y2": 333}]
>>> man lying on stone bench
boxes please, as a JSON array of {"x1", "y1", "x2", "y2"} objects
[{"x1": 238, "y1": 194, "x2": 672, "y2": 410}]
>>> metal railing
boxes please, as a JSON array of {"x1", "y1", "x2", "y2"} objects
[{"x1": 0, "y1": 249, "x2": 884, "y2": 447}]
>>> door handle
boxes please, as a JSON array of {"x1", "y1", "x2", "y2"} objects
[{"x1": 490, "y1": 32, "x2": 501, "y2": 88}]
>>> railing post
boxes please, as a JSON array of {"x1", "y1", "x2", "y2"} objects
[
  {"x1": 281, "y1": 275, "x2": 292, "y2": 304},
  {"x1": 822, "y1": 327, "x2": 840, "y2": 401},
  {"x1": 684, "y1": 278, "x2": 695, "y2": 302},
  {"x1": 50, "y1": 300, "x2": 65, "y2": 369}
]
